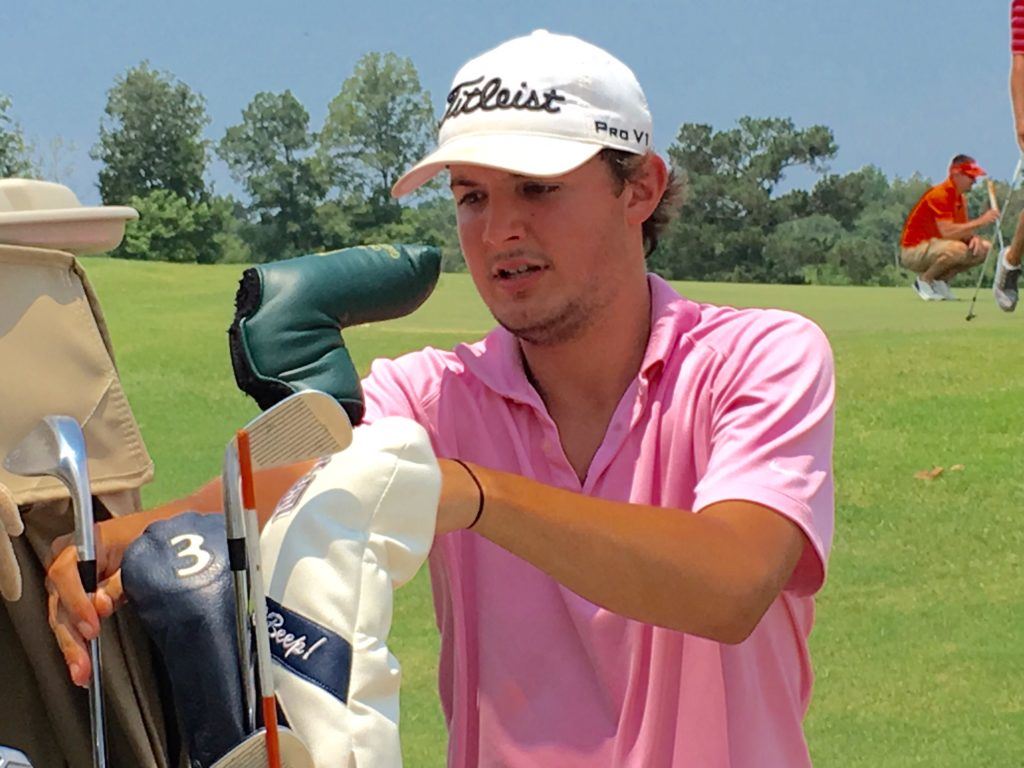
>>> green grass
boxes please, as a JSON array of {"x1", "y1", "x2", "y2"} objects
[{"x1": 79, "y1": 256, "x2": 1024, "y2": 767}]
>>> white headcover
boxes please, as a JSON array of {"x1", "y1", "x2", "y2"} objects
[{"x1": 260, "y1": 417, "x2": 440, "y2": 768}]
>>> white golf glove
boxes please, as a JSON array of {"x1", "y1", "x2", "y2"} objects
[
  {"x1": 260, "y1": 416, "x2": 440, "y2": 768},
  {"x1": 0, "y1": 482, "x2": 25, "y2": 601}
]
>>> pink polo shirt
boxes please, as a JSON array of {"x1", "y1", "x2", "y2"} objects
[{"x1": 361, "y1": 275, "x2": 835, "y2": 767}]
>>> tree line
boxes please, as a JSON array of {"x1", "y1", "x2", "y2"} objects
[{"x1": 2, "y1": 58, "x2": 1018, "y2": 285}]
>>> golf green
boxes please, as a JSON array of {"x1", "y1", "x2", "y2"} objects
[{"x1": 78, "y1": 257, "x2": 1023, "y2": 767}]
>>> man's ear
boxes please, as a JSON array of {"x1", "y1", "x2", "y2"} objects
[{"x1": 624, "y1": 153, "x2": 669, "y2": 226}]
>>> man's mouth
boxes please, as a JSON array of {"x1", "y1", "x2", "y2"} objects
[{"x1": 494, "y1": 263, "x2": 545, "y2": 280}]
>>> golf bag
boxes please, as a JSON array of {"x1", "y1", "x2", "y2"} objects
[
  {"x1": 0, "y1": 221, "x2": 180, "y2": 765},
  {"x1": 119, "y1": 418, "x2": 439, "y2": 768}
]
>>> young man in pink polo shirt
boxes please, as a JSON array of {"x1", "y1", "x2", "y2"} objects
[
  {"x1": 47, "y1": 30, "x2": 835, "y2": 767},
  {"x1": 366, "y1": 30, "x2": 835, "y2": 766}
]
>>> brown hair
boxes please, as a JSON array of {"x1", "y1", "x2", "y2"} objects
[{"x1": 599, "y1": 148, "x2": 684, "y2": 256}]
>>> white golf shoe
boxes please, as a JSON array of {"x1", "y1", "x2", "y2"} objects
[
  {"x1": 931, "y1": 280, "x2": 956, "y2": 300},
  {"x1": 993, "y1": 248, "x2": 1020, "y2": 312},
  {"x1": 913, "y1": 278, "x2": 942, "y2": 301}
]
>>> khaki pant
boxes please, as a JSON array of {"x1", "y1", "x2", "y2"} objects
[
  {"x1": 0, "y1": 497, "x2": 183, "y2": 768},
  {"x1": 905, "y1": 241, "x2": 966, "y2": 274},
  {"x1": 900, "y1": 238, "x2": 984, "y2": 274}
]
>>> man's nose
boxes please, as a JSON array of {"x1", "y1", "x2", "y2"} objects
[{"x1": 482, "y1": 195, "x2": 526, "y2": 246}]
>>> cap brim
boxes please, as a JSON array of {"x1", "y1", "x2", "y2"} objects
[
  {"x1": 391, "y1": 134, "x2": 606, "y2": 198},
  {"x1": 0, "y1": 207, "x2": 140, "y2": 255},
  {"x1": 0, "y1": 206, "x2": 139, "y2": 225}
]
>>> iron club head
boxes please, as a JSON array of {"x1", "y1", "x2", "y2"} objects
[
  {"x1": 3, "y1": 415, "x2": 107, "y2": 767},
  {"x1": 4, "y1": 415, "x2": 95, "y2": 561},
  {"x1": 209, "y1": 728, "x2": 314, "y2": 768}
]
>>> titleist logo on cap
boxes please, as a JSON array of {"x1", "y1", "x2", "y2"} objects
[{"x1": 441, "y1": 76, "x2": 567, "y2": 126}]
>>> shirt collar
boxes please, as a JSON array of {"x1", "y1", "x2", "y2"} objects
[{"x1": 455, "y1": 274, "x2": 701, "y2": 404}]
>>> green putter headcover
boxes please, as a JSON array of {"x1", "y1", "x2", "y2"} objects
[{"x1": 228, "y1": 244, "x2": 441, "y2": 424}]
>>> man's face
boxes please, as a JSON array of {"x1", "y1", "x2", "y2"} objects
[
  {"x1": 951, "y1": 169, "x2": 977, "y2": 193},
  {"x1": 448, "y1": 157, "x2": 638, "y2": 346}
]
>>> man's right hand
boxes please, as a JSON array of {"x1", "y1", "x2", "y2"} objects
[
  {"x1": 43, "y1": 467, "x2": 304, "y2": 686},
  {"x1": 45, "y1": 512, "x2": 156, "y2": 687},
  {"x1": 977, "y1": 209, "x2": 1000, "y2": 227}
]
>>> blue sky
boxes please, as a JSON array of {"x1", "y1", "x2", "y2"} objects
[{"x1": 0, "y1": 1, "x2": 1015, "y2": 204}]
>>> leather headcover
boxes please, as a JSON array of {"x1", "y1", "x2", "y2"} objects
[
  {"x1": 228, "y1": 244, "x2": 441, "y2": 425},
  {"x1": 0, "y1": 244, "x2": 154, "y2": 506},
  {"x1": 260, "y1": 417, "x2": 440, "y2": 767},
  {"x1": 121, "y1": 511, "x2": 247, "y2": 768}
]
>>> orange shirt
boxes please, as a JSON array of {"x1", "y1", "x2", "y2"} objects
[{"x1": 900, "y1": 178, "x2": 967, "y2": 247}]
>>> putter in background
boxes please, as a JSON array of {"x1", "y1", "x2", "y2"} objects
[
  {"x1": 3, "y1": 416, "x2": 107, "y2": 768},
  {"x1": 221, "y1": 390, "x2": 353, "y2": 736},
  {"x1": 967, "y1": 156, "x2": 1024, "y2": 320},
  {"x1": 0, "y1": 746, "x2": 33, "y2": 768}
]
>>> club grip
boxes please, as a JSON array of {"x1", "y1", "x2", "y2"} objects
[
  {"x1": 987, "y1": 180, "x2": 998, "y2": 211},
  {"x1": 78, "y1": 559, "x2": 97, "y2": 594},
  {"x1": 227, "y1": 537, "x2": 247, "y2": 571}
]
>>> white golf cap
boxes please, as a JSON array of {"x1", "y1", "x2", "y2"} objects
[
  {"x1": 0, "y1": 178, "x2": 138, "y2": 254},
  {"x1": 391, "y1": 30, "x2": 653, "y2": 198}
]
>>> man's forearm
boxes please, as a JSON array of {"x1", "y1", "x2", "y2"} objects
[
  {"x1": 1011, "y1": 56, "x2": 1024, "y2": 128},
  {"x1": 138, "y1": 460, "x2": 314, "y2": 531},
  {"x1": 936, "y1": 219, "x2": 986, "y2": 241},
  {"x1": 102, "y1": 476, "x2": 226, "y2": 555},
  {"x1": 459, "y1": 464, "x2": 804, "y2": 643}
]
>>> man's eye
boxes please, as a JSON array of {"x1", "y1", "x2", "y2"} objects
[
  {"x1": 457, "y1": 191, "x2": 484, "y2": 206},
  {"x1": 523, "y1": 183, "x2": 558, "y2": 196}
]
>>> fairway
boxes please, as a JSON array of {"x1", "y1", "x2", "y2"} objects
[{"x1": 78, "y1": 256, "x2": 1023, "y2": 767}]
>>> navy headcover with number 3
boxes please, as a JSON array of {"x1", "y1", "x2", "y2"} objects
[{"x1": 121, "y1": 511, "x2": 247, "y2": 768}]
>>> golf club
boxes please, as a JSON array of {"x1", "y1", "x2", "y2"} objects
[
  {"x1": 222, "y1": 440, "x2": 256, "y2": 732},
  {"x1": 209, "y1": 729, "x2": 314, "y2": 768},
  {"x1": 966, "y1": 155, "x2": 1024, "y2": 320},
  {"x1": 0, "y1": 746, "x2": 34, "y2": 768},
  {"x1": 3, "y1": 416, "x2": 107, "y2": 768},
  {"x1": 221, "y1": 390, "x2": 353, "y2": 734},
  {"x1": 238, "y1": 427, "x2": 281, "y2": 768}
]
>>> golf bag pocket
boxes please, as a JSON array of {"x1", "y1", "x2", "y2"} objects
[
  {"x1": 260, "y1": 417, "x2": 440, "y2": 768},
  {"x1": 121, "y1": 511, "x2": 247, "y2": 768},
  {"x1": 0, "y1": 244, "x2": 153, "y2": 507}
]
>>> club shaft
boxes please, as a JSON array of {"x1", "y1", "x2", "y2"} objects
[
  {"x1": 236, "y1": 426, "x2": 282, "y2": 768},
  {"x1": 967, "y1": 155, "x2": 1024, "y2": 317},
  {"x1": 88, "y1": 639, "x2": 106, "y2": 768},
  {"x1": 223, "y1": 444, "x2": 257, "y2": 732},
  {"x1": 70, "y1": 437, "x2": 106, "y2": 768},
  {"x1": 245, "y1": 506, "x2": 282, "y2": 768}
]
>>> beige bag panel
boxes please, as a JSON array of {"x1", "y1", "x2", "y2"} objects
[{"x1": 0, "y1": 244, "x2": 154, "y2": 506}]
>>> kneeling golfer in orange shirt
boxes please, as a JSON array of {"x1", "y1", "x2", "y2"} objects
[{"x1": 900, "y1": 155, "x2": 998, "y2": 301}]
